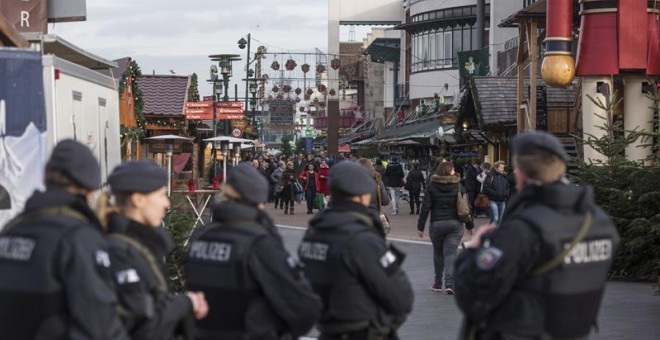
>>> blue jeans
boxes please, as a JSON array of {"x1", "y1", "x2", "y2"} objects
[
  {"x1": 428, "y1": 220, "x2": 464, "y2": 288},
  {"x1": 489, "y1": 200, "x2": 506, "y2": 224},
  {"x1": 305, "y1": 187, "x2": 316, "y2": 212}
]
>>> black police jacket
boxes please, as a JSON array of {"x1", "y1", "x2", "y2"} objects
[
  {"x1": 454, "y1": 182, "x2": 619, "y2": 339},
  {"x1": 185, "y1": 202, "x2": 321, "y2": 339},
  {"x1": 107, "y1": 214, "x2": 193, "y2": 340},
  {"x1": 0, "y1": 188, "x2": 129, "y2": 340},
  {"x1": 299, "y1": 200, "x2": 414, "y2": 335}
]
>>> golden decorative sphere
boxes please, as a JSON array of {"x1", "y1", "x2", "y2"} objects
[{"x1": 541, "y1": 55, "x2": 575, "y2": 87}]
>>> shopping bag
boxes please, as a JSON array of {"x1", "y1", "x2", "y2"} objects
[{"x1": 314, "y1": 193, "x2": 325, "y2": 210}]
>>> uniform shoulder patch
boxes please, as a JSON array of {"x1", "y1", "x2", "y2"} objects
[
  {"x1": 380, "y1": 250, "x2": 397, "y2": 269},
  {"x1": 95, "y1": 250, "x2": 111, "y2": 267},
  {"x1": 116, "y1": 268, "x2": 141, "y2": 284},
  {"x1": 475, "y1": 247, "x2": 503, "y2": 270}
]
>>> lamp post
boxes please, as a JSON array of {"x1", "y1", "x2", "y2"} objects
[
  {"x1": 238, "y1": 34, "x2": 251, "y2": 115},
  {"x1": 243, "y1": 77, "x2": 261, "y2": 138},
  {"x1": 210, "y1": 54, "x2": 241, "y2": 138},
  {"x1": 207, "y1": 66, "x2": 223, "y2": 181}
]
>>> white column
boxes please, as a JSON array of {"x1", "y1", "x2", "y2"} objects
[
  {"x1": 623, "y1": 76, "x2": 654, "y2": 164},
  {"x1": 581, "y1": 76, "x2": 612, "y2": 164}
]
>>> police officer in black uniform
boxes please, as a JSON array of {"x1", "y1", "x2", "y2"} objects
[
  {"x1": 299, "y1": 161, "x2": 414, "y2": 340},
  {"x1": 185, "y1": 163, "x2": 322, "y2": 340},
  {"x1": 454, "y1": 131, "x2": 620, "y2": 340},
  {"x1": 105, "y1": 161, "x2": 208, "y2": 339},
  {"x1": 0, "y1": 139, "x2": 129, "y2": 339}
]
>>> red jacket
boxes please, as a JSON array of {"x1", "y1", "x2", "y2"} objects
[
  {"x1": 299, "y1": 170, "x2": 321, "y2": 192},
  {"x1": 318, "y1": 167, "x2": 330, "y2": 195}
]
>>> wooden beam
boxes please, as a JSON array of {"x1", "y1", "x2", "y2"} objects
[
  {"x1": 0, "y1": 13, "x2": 29, "y2": 48},
  {"x1": 528, "y1": 19, "x2": 538, "y2": 131},
  {"x1": 517, "y1": 21, "x2": 527, "y2": 133}
]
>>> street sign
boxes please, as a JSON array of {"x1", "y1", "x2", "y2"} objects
[
  {"x1": 231, "y1": 128, "x2": 243, "y2": 138},
  {"x1": 185, "y1": 101, "x2": 213, "y2": 108},
  {"x1": 184, "y1": 101, "x2": 244, "y2": 120}
]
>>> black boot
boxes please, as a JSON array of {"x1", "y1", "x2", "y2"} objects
[{"x1": 409, "y1": 202, "x2": 415, "y2": 214}]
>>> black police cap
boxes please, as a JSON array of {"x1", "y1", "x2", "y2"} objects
[
  {"x1": 46, "y1": 139, "x2": 101, "y2": 190},
  {"x1": 226, "y1": 163, "x2": 269, "y2": 204},
  {"x1": 109, "y1": 161, "x2": 168, "y2": 193},
  {"x1": 329, "y1": 161, "x2": 375, "y2": 196},
  {"x1": 511, "y1": 131, "x2": 569, "y2": 163}
]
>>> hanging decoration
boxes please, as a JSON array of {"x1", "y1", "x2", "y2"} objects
[
  {"x1": 306, "y1": 88, "x2": 314, "y2": 96},
  {"x1": 301, "y1": 63, "x2": 310, "y2": 73},
  {"x1": 295, "y1": 97, "x2": 301, "y2": 103},
  {"x1": 299, "y1": 107, "x2": 305, "y2": 112},
  {"x1": 317, "y1": 84, "x2": 326, "y2": 93},
  {"x1": 283, "y1": 85, "x2": 292, "y2": 93},
  {"x1": 285, "y1": 59, "x2": 297, "y2": 71},
  {"x1": 295, "y1": 87, "x2": 302, "y2": 96},
  {"x1": 262, "y1": 74, "x2": 269, "y2": 80},
  {"x1": 316, "y1": 64, "x2": 326, "y2": 74},
  {"x1": 272, "y1": 85, "x2": 279, "y2": 93},
  {"x1": 276, "y1": 94, "x2": 284, "y2": 99},
  {"x1": 331, "y1": 58, "x2": 341, "y2": 70},
  {"x1": 329, "y1": 89, "x2": 336, "y2": 96},
  {"x1": 271, "y1": 60, "x2": 280, "y2": 71}
]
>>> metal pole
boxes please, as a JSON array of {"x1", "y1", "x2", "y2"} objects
[
  {"x1": 223, "y1": 74, "x2": 230, "y2": 137},
  {"x1": 166, "y1": 147, "x2": 173, "y2": 197},
  {"x1": 245, "y1": 34, "x2": 251, "y2": 120},
  {"x1": 212, "y1": 79, "x2": 217, "y2": 180},
  {"x1": 222, "y1": 143, "x2": 227, "y2": 184}
]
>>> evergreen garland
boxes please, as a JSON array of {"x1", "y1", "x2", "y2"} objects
[
  {"x1": 188, "y1": 73, "x2": 200, "y2": 102},
  {"x1": 119, "y1": 60, "x2": 146, "y2": 143}
]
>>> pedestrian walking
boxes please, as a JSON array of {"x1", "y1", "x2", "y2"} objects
[
  {"x1": 299, "y1": 163, "x2": 321, "y2": 214},
  {"x1": 101, "y1": 161, "x2": 208, "y2": 339},
  {"x1": 299, "y1": 161, "x2": 414, "y2": 340},
  {"x1": 270, "y1": 161, "x2": 286, "y2": 209},
  {"x1": 464, "y1": 159, "x2": 481, "y2": 216},
  {"x1": 384, "y1": 156, "x2": 405, "y2": 215},
  {"x1": 357, "y1": 158, "x2": 391, "y2": 233},
  {"x1": 186, "y1": 164, "x2": 322, "y2": 339},
  {"x1": 405, "y1": 163, "x2": 425, "y2": 214},
  {"x1": 417, "y1": 161, "x2": 473, "y2": 295},
  {"x1": 318, "y1": 159, "x2": 330, "y2": 200},
  {"x1": 280, "y1": 161, "x2": 297, "y2": 215},
  {"x1": 482, "y1": 161, "x2": 509, "y2": 224},
  {"x1": 0, "y1": 139, "x2": 129, "y2": 339},
  {"x1": 455, "y1": 131, "x2": 619, "y2": 340}
]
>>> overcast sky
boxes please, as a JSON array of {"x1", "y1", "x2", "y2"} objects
[{"x1": 49, "y1": 0, "x2": 374, "y2": 96}]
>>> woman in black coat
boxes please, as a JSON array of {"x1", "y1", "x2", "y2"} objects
[
  {"x1": 280, "y1": 161, "x2": 297, "y2": 215},
  {"x1": 417, "y1": 161, "x2": 473, "y2": 295},
  {"x1": 405, "y1": 163, "x2": 425, "y2": 214}
]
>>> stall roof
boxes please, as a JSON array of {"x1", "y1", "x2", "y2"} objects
[
  {"x1": 499, "y1": 0, "x2": 547, "y2": 28},
  {"x1": 140, "y1": 74, "x2": 190, "y2": 116},
  {"x1": 461, "y1": 76, "x2": 577, "y2": 127},
  {"x1": 22, "y1": 33, "x2": 117, "y2": 70},
  {"x1": 365, "y1": 38, "x2": 400, "y2": 63}
]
